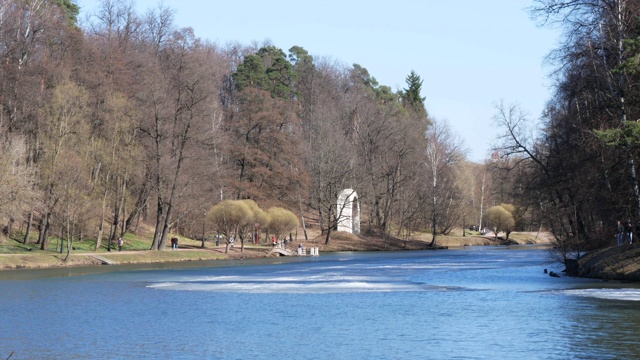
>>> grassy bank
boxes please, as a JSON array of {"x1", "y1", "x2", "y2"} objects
[{"x1": 0, "y1": 228, "x2": 555, "y2": 271}]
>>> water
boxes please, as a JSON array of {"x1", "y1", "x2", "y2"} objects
[{"x1": 2, "y1": 246, "x2": 640, "y2": 359}]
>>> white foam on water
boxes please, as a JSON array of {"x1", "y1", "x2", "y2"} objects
[
  {"x1": 147, "y1": 280, "x2": 430, "y2": 293},
  {"x1": 558, "y1": 288, "x2": 640, "y2": 301}
]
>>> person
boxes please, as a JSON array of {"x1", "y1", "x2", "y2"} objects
[
  {"x1": 117, "y1": 237, "x2": 123, "y2": 252},
  {"x1": 616, "y1": 220, "x2": 624, "y2": 246},
  {"x1": 626, "y1": 220, "x2": 633, "y2": 245},
  {"x1": 272, "y1": 235, "x2": 277, "y2": 247},
  {"x1": 171, "y1": 237, "x2": 178, "y2": 250}
]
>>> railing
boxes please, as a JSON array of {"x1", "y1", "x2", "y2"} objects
[{"x1": 270, "y1": 244, "x2": 319, "y2": 257}]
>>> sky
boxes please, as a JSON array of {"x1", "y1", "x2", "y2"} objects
[{"x1": 77, "y1": 0, "x2": 560, "y2": 163}]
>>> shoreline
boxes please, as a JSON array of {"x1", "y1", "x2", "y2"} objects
[
  {"x1": 0, "y1": 231, "x2": 556, "y2": 274},
  {"x1": 0, "y1": 244, "x2": 558, "y2": 281}
]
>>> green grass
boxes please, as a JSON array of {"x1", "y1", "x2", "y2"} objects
[{"x1": 0, "y1": 230, "x2": 227, "y2": 255}]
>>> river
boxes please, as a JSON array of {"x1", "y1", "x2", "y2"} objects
[{"x1": 1, "y1": 246, "x2": 640, "y2": 359}]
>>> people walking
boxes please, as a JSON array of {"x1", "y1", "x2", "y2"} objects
[
  {"x1": 117, "y1": 237, "x2": 123, "y2": 252},
  {"x1": 616, "y1": 220, "x2": 624, "y2": 246},
  {"x1": 626, "y1": 220, "x2": 633, "y2": 245}
]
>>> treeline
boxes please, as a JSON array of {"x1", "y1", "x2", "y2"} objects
[
  {"x1": 493, "y1": 0, "x2": 640, "y2": 261},
  {"x1": 0, "y1": 0, "x2": 508, "y2": 251}
]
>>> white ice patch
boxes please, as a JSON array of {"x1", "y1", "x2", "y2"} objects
[
  {"x1": 157, "y1": 274, "x2": 382, "y2": 284},
  {"x1": 144, "y1": 271, "x2": 465, "y2": 293},
  {"x1": 558, "y1": 288, "x2": 640, "y2": 301},
  {"x1": 147, "y1": 280, "x2": 430, "y2": 293}
]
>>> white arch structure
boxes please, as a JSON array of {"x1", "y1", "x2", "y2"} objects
[{"x1": 337, "y1": 188, "x2": 360, "y2": 234}]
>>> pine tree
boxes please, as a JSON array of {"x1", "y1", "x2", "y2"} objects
[{"x1": 401, "y1": 70, "x2": 427, "y2": 116}]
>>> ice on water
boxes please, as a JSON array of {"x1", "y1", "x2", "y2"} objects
[
  {"x1": 557, "y1": 288, "x2": 640, "y2": 301},
  {"x1": 146, "y1": 273, "x2": 437, "y2": 293}
]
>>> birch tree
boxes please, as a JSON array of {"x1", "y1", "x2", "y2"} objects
[{"x1": 424, "y1": 119, "x2": 464, "y2": 246}]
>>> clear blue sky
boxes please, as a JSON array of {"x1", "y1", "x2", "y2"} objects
[{"x1": 77, "y1": 0, "x2": 559, "y2": 163}]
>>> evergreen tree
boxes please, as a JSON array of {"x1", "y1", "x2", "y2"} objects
[
  {"x1": 233, "y1": 46, "x2": 295, "y2": 99},
  {"x1": 401, "y1": 70, "x2": 427, "y2": 116},
  {"x1": 55, "y1": 0, "x2": 80, "y2": 27},
  {"x1": 232, "y1": 54, "x2": 269, "y2": 91}
]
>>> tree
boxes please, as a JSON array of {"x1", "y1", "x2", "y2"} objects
[
  {"x1": 233, "y1": 45, "x2": 295, "y2": 99},
  {"x1": 222, "y1": 86, "x2": 306, "y2": 208},
  {"x1": 208, "y1": 200, "x2": 251, "y2": 253},
  {"x1": 499, "y1": 203, "x2": 517, "y2": 240},
  {"x1": 486, "y1": 205, "x2": 515, "y2": 241},
  {"x1": 294, "y1": 58, "x2": 355, "y2": 244},
  {"x1": 529, "y1": 0, "x2": 640, "y2": 244},
  {"x1": 487, "y1": 0, "x2": 640, "y2": 262},
  {"x1": 266, "y1": 207, "x2": 299, "y2": 242},
  {"x1": 37, "y1": 80, "x2": 90, "y2": 251},
  {"x1": 90, "y1": 92, "x2": 143, "y2": 251},
  {"x1": 347, "y1": 64, "x2": 427, "y2": 235},
  {"x1": 288, "y1": 45, "x2": 314, "y2": 107},
  {"x1": 138, "y1": 28, "x2": 224, "y2": 250},
  {"x1": 237, "y1": 199, "x2": 268, "y2": 251},
  {"x1": 0, "y1": 140, "x2": 39, "y2": 240},
  {"x1": 233, "y1": 54, "x2": 269, "y2": 91},
  {"x1": 424, "y1": 119, "x2": 464, "y2": 246},
  {"x1": 400, "y1": 70, "x2": 427, "y2": 117},
  {"x1": 53, "y1": 0, "x2": 80, "y2": 27}
]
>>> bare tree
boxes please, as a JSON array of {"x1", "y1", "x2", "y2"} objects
[
  {"x1": 139, "y1": 29, "x2": 224, "y2": 250},
  {"x1": 0, "y1": 138, "x2": 39, "y2": 240},
  {"x1": 424, "y1": 119, "x2": 464, "y2": 246},
  {"x1": 37, "y1": 80, "x2": 90, "y2": 250}
]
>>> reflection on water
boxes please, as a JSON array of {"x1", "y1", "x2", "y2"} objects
[{"x1": 2, "y1": 247, "x2": 640, "y2": 360}]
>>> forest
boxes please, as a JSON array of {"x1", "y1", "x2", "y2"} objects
[
  {"x1": 494, "y1": 0, "x2": 640, "y2": 261},
  {"x1": 2, "y1": 0, "x2": 638, "y2": 259}
]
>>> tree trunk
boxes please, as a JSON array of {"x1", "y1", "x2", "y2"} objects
[
  {"x1": 430, "y1": 181, "x2": 438, "y2": 247},
  {"x1": 150, "y1": 197, "x2": 164, "y2": 250},
  {"x1": 64, "y1": 214, "x2": 71, "y2": 261},
  {"x1": 126, "y1": 179, "x2": 148, "y2": 234},
  {"x1": 4, "y1": 217, "x2": 14, "y2": 237},
  {"x1": 95, "y1": 189, "x2": 107, "y2": 251},
  {"x1": 479, "y1": 171, "x2": 486, "y2": 230},
  {"x1": 39, "y1": 212, "x2": 50, "y2": 251},
  {"x1": 325, "y1": 206, "x2": 334, "y2": 245},
  {"x1": 298, "y1": 193, "x2": 308, "y2": 241},
  {"x1": 23, "y1": 211, "x2": 33, "y2": 244}
]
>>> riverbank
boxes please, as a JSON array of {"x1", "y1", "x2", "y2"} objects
[
  {"x1": 572, "y1": 244, "x2": 640, "y2": 282},
  {"x1": 0, "y1": 230, "x2": 556, "y2": 271}
]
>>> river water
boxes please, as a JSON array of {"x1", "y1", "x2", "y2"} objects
[{"x1": 2, "y1": 246, "x2": 640, "y2": 359}]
